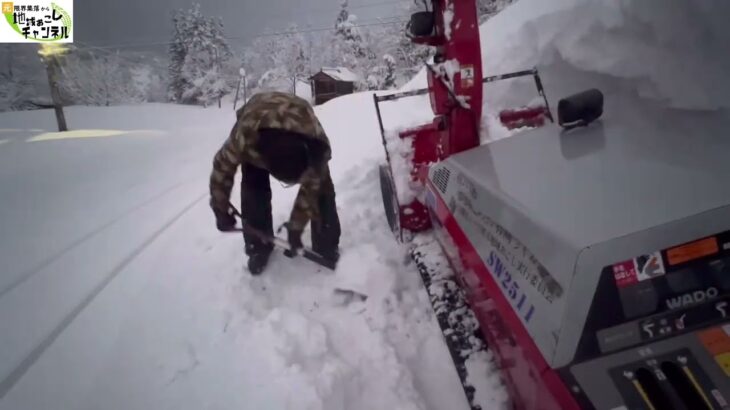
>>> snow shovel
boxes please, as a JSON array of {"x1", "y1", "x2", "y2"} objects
[{"x1": 225, "y1": 203, "x2": 338, "y2": 271}]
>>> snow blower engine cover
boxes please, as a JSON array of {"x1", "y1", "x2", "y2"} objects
[{"x1": 422, "y1": 112, "x2": 730, "y2": 409}]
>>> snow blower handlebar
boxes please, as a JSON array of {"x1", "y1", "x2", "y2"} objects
[{"x1": 225, "y1": 203, "x2": 337, "y2": 271}]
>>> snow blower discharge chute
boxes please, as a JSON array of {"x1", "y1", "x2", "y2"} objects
[{"x1": 376, "y1": 1, "x2": 730, "y2": 410}]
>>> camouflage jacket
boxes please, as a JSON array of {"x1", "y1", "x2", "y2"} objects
[{"x1": 209, "y1": 91, "x2": 332, "y2": 232}]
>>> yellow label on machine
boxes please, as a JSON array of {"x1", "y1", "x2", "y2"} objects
[
  {"x1": 699, "y1": 327, "x2": 730, "y2": 356},
  {"x1": 715, "y1": 352, "x2": 730, "y2": 377}
]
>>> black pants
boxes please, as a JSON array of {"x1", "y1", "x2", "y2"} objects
[{"x1": 241, "y1": 163, "x2": 341, "y2": 257}]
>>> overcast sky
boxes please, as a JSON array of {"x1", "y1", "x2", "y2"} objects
[{"x1": 76, "y1": 0, "x2": 406, "y2": 49}]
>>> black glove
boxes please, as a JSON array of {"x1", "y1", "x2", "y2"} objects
[
  {"x1": 214, "y1": 208, "x2": 237, "y2": 232},
  {"x1": 280, "y1": 223, "x2": 303, "y2": 257}
]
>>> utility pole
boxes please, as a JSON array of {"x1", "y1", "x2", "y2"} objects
[
  {"x1": 234, "y1": 67, "x2": 246, "y2": 111},
  {"x1": 214, "y1": 47, "x2": 222, "y2": 108},
  {"x1": 307, "y1": 21, "x2": 312, "y2": 73},
  {"x1": 243, "y1": 71, "x2": 247, "y2": 105},
  {"x1": 6, "y1": 45, "x2": 12, "y2": 78},
  {"x1": 38, "y1": 44, "x2": 68, "y2": 132},
  {"x1": 104, "y1": 53, "x2": 110, "y2": 107}
]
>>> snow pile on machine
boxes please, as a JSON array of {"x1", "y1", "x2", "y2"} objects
[
  {"x1": 479, "y1": 0, "x2": 730, "y2": 112},
  {"x1": 366, "y1": 0, "x2": 730, "y2": 409},
  {"x1": 401, "y1": 0, "x2": 730, "y2": 145},
  {"x1": 381, "y1": 0, "x2": 730, "y2": 213}
]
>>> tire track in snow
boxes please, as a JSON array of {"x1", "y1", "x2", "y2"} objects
[
  {"x1": 0, "y1": 181, "x2": 186, "y2": 299},
  {"x1": 0, "y1": 192, "x2": 207, "y2": 400}
]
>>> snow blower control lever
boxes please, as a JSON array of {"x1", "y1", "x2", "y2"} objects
[{"x1": 225, "y1": 203, "x2": 337, "y2": 271}]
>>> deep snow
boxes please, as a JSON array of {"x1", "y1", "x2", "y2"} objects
[
  {"x1": 405, "y1": 0, "x2": 730, "y2": 144},
  {"x1": 2, "y1": 0, "x2": 729, "y2": 409},
  {"x1": 0, "y1": 92, "x2": 487, "y2": 409},
  {"x1": 384, "y1": 0, "x2": 730, "y2": 206}
]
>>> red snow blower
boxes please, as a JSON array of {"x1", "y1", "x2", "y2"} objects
[{"x1": 376, "y1": 1, "x2": 730, "y2": 410}]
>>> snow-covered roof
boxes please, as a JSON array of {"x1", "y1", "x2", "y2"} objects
[
  {"x1": 295, "y1": 79, "x2": 312, "y2": 103},
  {"x1": 318, "y1": 67, "x2": 359, "y2": 82}
]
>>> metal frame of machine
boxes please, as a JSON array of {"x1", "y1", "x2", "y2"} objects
[
  {"x1": 376, "y1": 1, "x2": 730, "y2": 409},
  {"x1": 374, "y1": 67, "x2": 553, "y2": 238}
]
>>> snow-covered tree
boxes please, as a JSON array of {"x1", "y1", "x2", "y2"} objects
[
  {"x1": 0, "y1": 46, "x2": 21, "y2": 111},
  {"x1": 232, "y1": 0, "x2": 517, "y2": 97},
  {"x1": 133, "y1": 53, "x2": 169, "y2": 103},
  {"x1": 244, "y1": 25, "x2": 311, "y2": 95},
  {"x1": 168, "y1": 12, "x2": 187, "y2": 102},
  {"x1": 167, "y1": 3, "x2": 234, "y2": 105},
  {"x1": 366, "y1": 54, "x2": 397, "y2": 90},
  {"x1": 183, "y1": 68, "x2": 228, "y2": 107},
  {"x1": 331, "y1": 0, "x2": 373, "y2": 87},
  {"x1": 477, "y1": 0, "x2": 515, "y2": 23},
  {"x1": 335, "y1": 1, "x2": 349, "y2": 30},
  {"x1": 390, "y1": 0, "x2": 435, "y2": 82},
  {"x1": 0, "y1": 44, "x2": 54, "y2": 110},
  {"x1": 58, "y1": 50, "x2": 147, "y2": 106},
  {"x1": 0, "y1": 74, "x2": 29, "y2": 111},
  {"x1": 53, "y1": 46, "x2": 170, "y2": 107},
  {"x1": 307, "y1": 29, "x2": 335, "y2": 75},
  {"x1": 280, "y1": 25, "x2": 311, "y2": 92},
  {"x1": 382, "y1": 54, "x2": 397, "y2": 89}
]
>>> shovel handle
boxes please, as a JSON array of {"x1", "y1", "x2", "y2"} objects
[
  {"x1": 225, "y1": 202, "x2": 336, "y2": 271},
  {"x1": 226, "y1": 227, "x2": 336, "y2": 271}
]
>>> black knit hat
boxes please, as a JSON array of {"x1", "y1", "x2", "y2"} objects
[{"x1": 257, "y1": 128, "x2": 311, "y2": 183}]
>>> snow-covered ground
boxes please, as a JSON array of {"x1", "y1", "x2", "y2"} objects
[
  {"x1": 0, "y1": 93, "x2": 491, "y2": 409},
  {"x1": 2, "y1": 0, "x2": 729, "y2": 409}
]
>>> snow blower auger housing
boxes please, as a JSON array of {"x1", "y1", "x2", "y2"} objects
[
  {"x1": 374, "y1": 1, "x2": 553, "y2": 240},
  {"x1": 376, "y1": 1, "x2": 730, "y2": 410}
]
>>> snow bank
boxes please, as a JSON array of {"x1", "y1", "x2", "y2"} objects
[
  {"x1": 482, "y1": 0, "x2": 730, "y2": 111},
  {"x1": 316, "y1": 90, "x2": 433, "y2": 206},
  {"x1": 384, "y1": 129, "x2": 418, "y2": 205},
  {"x1": 465, "y1": 351, "x2": 509, "y2": 410},
  {"x1": 405, "y1": 0, "x2": 730, "y2": 142},
  {"x1": 314, "y1": 92, "x2": 384, "y2": 172},
  {"x1": 400, "y1": 69, "x2": 428, "y2": 92}
]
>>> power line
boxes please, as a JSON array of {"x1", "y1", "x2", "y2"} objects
[
  {"x1": 71, "y1": 41, "x2": 161, "y2": 66},
  {"x1": 352, "y1": 0, "x2": 410, "y2": 9},
  {"x1": 260, "y1": 0, "x2": 408, "y2": 21},
  {"x1": 77, "y1": 17, "x2": 410, "y2": 51},
  {"x1": 74, "y1": 2, "x2": 412, "y2": 53}
]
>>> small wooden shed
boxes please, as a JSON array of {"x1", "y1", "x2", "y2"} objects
[{"x1": 309, "y1": 67, "x2": 359, "y2": 105}]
